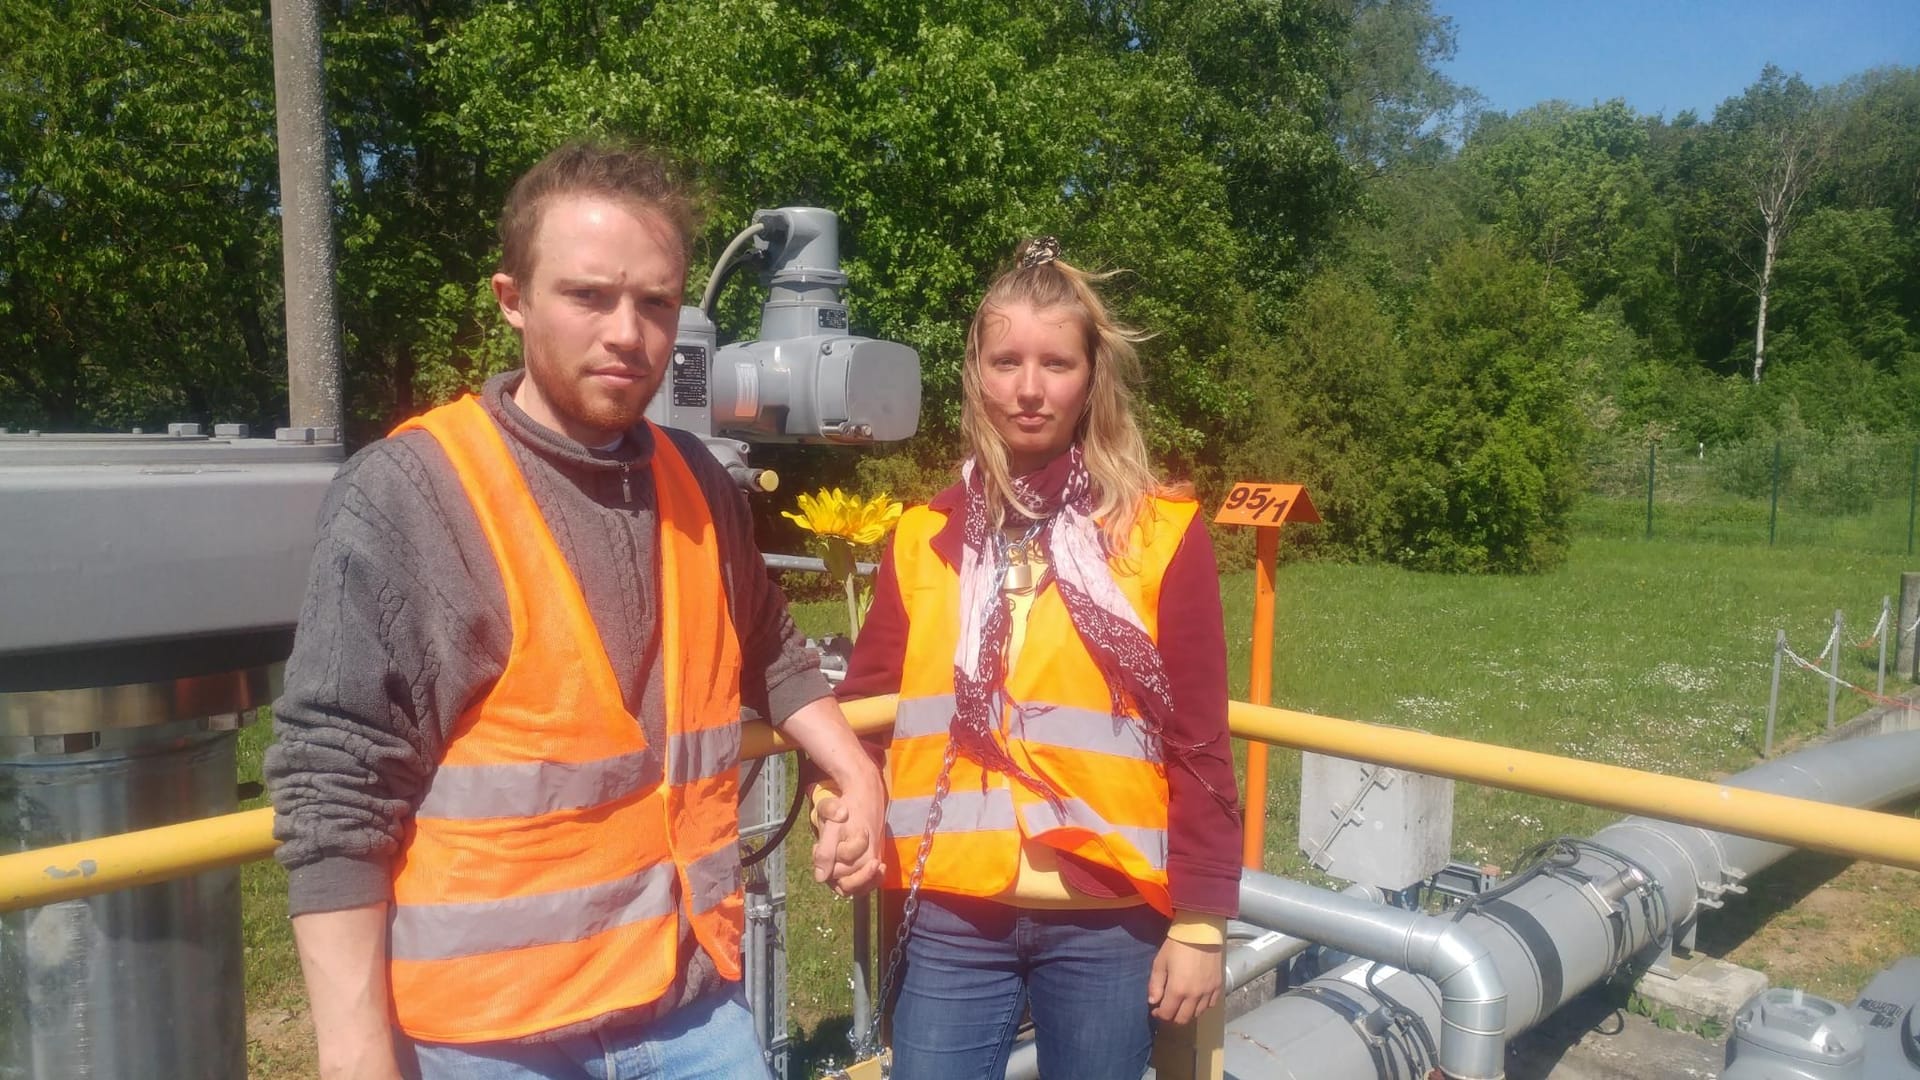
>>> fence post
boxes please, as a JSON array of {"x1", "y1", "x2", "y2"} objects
[
  {"x1": 1880, "y1": 595, "x2": 1892, "y2": 699},
  {"x1": 1908, "y1": 443, "x2": 1918, "y2": 557},
  {"x1": 1645, "y1": 442, "x2": 1656, "y2": 540},
  {"x1": 850, "y1": 894, "x2": 872, "y2": 1053},
  {"x1": 1769, "y1": 441, "x2": 1782, "y2": 546},
  {"x1": 1902, "y1": 573, "x2": 1920, "y2": 682},
  {"x1": 1766, "y1": 628, "x2": 1785, "y2": 756},
  {"x1": 1828, "y1": 610, "x2": 1843, "y2": 730}
]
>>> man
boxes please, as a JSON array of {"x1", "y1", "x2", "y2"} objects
[{"x1": 265, "y1": 141, "x2": 886, "y2": 1080}]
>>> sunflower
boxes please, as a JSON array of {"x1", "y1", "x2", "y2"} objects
[
  {"x1": 782, "y1": 488, "x2": 903, "y2": 640},
  {"x1": 781, "y1": 488, "x2": 903, "y2": 546}
]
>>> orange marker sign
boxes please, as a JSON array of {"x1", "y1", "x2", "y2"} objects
[
  {"x1": 1213, "y1": 482, "x2": 1320, "y2": 528},
  {"x1": 1215, "y1": 481, "x2": 1318, "y2": 872}
]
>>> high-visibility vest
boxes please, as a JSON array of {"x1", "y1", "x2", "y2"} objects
[
  {"x1": 385, "y1": 396, "x2": 745, "y2": 1043},
  {"x1": 884, "y1": 496, "x2": 1198, "y2": 917}
]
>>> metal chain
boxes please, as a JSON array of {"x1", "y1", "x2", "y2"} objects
[
  {"x1": 852, "y1": 741, "x2": 958, "y2": 1061},
  {"x1": 845, "y1": 534, "x2": 1025, "y2": 1065}
]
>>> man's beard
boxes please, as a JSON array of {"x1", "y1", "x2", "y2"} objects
[{"x1": 526, "y1": 356, "x2": 655, "y2": 436}]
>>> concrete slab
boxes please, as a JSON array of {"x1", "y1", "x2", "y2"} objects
[
  {"x1": 1636, "y1": 957, "x2": 1771, "y2": 1026},
  {"x1": 1507, "y1": 989, "x2": 1730, "y2": 1080}
]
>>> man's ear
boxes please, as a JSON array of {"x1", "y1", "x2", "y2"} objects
[{"x1": 491, "y1": 272, "x2": 528, "y2": 331}]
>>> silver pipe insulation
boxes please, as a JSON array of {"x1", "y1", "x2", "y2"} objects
[
  {"x1": 761, "y1": 552, "x2": 878, "y2": 577},
  {"x1": 1238, "y1": 871, "x2": 1509, "y2": 1080},
  {"x1": 1001, "y1": 887, "x2": 1375, "y2": 1080},
  {"x1": 1218, "y1": 730, "x2": 1920, "y2": 1080},
  {"x1": 1225, "y1": 925, "x2": 1315, "y2": 992}
]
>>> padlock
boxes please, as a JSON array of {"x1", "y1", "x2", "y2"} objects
[{"x1": 842, "y1": 1052, "x2": 886, "y2": 1080}]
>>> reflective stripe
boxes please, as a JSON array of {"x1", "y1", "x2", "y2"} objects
[
  {"x1": 667, "y1": 725, "x2": 742, "y2": 785},
  {"x1": 684, "y1": 842, "x2": 741, "y2": 916},
  {"x1": 888, "y1": 787, "x2": 1016, "y2": 838},
  {"x1": 1009, "y1": 704, "x2": 1158, "y2": 762},
  {"x1": 416, "y1": 750, "x2": 661, "y2": 820},
  {"x1": 390, "y1": 861, "x2": 676, "y2": 961},
  {"x1": 1021, "y1": 799, "x2": 1168, "y2": 871},
  {"x1": 892, "y1": 695, "x2": 955, "y2": 740}
]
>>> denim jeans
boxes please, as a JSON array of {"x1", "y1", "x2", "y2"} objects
[
  {"x1": 404, "y1": 988, "x2": 771, "y2": 1080},
  {"x1": 888, "y1": 892, "x2": 1167, "y2": 1080}
]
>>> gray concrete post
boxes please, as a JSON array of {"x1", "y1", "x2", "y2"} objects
[
  {"x1": 1765, "y1": 629, "x2": 1784, "y2": 756},
  {"x1": 1827, "y1": 610, "x2": 1843, "y2": 729},
  {"x1": 1879, "y1": 595, "x2": 1891, "y2": 698},
  {"x1": 1900, "y1": 573, "x2": 1920, "y2": 681},
  {"x1": 270, "y1": 0, "x2": 343, "y2": 436}
]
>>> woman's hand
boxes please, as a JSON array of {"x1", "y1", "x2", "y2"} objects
[{"x1": 1147, "y1": 936, "x2": 1223, "y2": 1025}]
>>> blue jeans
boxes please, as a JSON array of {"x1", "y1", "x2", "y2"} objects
[
  {"x1": 405, "y1": 989, "x2": 771, "y2": 1080},
  {"x1": 888, "y1": 892, "x2": 1167, "y2": 1080}
]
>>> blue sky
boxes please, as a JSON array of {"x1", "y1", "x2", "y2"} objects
[{"x1": 1435, "y1": 1, "x2": 1920, "y2": 120}]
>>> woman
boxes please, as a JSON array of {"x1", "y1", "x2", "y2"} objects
[{"x1": 838, "y1": 238, "x2": 1242, "y2": 1079}]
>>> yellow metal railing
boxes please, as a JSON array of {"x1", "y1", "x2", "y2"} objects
[{"x1": 6, "y1": 694, "x2": 1920, "y2": 913}]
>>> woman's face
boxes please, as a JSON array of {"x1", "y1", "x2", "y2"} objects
[{"x1": 976, "y1": 302, "x2": 1093, "y2": 475}]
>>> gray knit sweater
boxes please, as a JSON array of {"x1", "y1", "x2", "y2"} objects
[{"x1": 265, "y1": 371, "x2": 828, "y2": 1032}]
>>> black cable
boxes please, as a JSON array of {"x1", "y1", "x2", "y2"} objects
[
  {"x1": 740, "y1": 770, "x2": 807, "y2": 868},
  {"x1": 1565, "y1": 837, "x2": 1673, "y2": 957},
  {"x1": 1449, "y1": 836, "x2": 1580, "y2": 923},
  {"x1": 1365, "y1": 961, "x2": 1439, "y2": 1077}
]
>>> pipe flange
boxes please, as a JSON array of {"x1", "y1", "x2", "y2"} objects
[{"x1": 0, "y1": 667, "x2": 274, "y2": 738}]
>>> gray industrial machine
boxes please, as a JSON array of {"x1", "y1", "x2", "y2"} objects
[
  {"x1": 1724, "y1": 959, "x2": 1920, "y2": 1080},
  {"x1": 651, "y1": 206, "x2": 921, "y2": 493},
  {"x1": 1, "y1": 428, "x2": 341, "y2": 1080}
]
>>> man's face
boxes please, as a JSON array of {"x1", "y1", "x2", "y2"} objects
[{"x1": 492, "y1": 193, "x2": 687, "y2": 445}]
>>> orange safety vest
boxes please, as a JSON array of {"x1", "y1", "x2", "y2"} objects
[
  {"x1": 385, "y1": 396, "x2": 745, "y2": 1043},
  {"x1": 884, "y1": 495, "x2": 1198, "y2": 917}
]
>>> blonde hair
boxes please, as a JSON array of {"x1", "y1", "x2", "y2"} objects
[{"x1": 961, "y1": 241, "x2": 1176, "y2": 552}]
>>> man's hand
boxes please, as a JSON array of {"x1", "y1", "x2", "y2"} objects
[
  {"x1": 1147, "y1": 936, "x2": 1224, "y2": 1025},
  {"x1": 292, "y1": 905, "x2": 406, "y2": 1080},
  {"x1": 779, "y1": 696, "x2": 887, "y2": 896},
  {"x1": 812, "y1": 785, "x2": 885, "y2": 895}
]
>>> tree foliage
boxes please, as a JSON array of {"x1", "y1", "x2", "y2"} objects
[{"x1": 8, "y1": 3, "x2": 1920, "y2": 574}]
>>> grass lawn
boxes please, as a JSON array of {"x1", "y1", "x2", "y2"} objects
[{"x1": 235, "y1": 500, "x2": 1920, "y2": 1076}]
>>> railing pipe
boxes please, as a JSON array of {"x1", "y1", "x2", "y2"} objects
[
  {"x1": 0, "y1": 696, "x2": 899, "y2": 913},
  {"x1": 11, "y1": 696, "x2": 1920, "y2": 912},
  {"x1": 1225, "y1": 701, "x2": 1920, "y2": 872}
]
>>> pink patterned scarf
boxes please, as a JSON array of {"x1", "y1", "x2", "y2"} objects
[{"x1": 948, "y1": 447, "x2": 1199, "y2": 800}]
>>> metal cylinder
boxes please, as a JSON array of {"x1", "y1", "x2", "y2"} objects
[{"x1": 1, "y1": 684, "x2": 254, "y2": 1080}]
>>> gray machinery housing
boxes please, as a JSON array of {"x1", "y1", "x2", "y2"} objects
[
  {"x1": 650, "y1": 206, "x2": 921, "y2": 492},
  {"x1": 1, "y1": 428, "x2": 339, "y2": 1080},
  {"x1": 1724, "y1": 959, "x2": 1920, "y2": 1080}
]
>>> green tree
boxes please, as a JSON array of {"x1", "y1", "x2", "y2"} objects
[
  {"x1": 1463, "y1": 100, "x2": 1661, "y2": 305},
  {"x1": 1226, "y1": 270, "x2": 1407, "y2": 560},
  {"x1": 421, "y1": 0, "x2": 1349, "y2": 458},
  {"x1": 0, "y1": 0, "x2": 281, "y2": 430},
  {"x1": 1706, "y1": 66, "x2": 1834, "y2": 383},
  {"x1": 1387, "y1": 239, "x2": 1584, "y2": 573},
  {"x1": 1329, "y1": 0, "x2": 1478, "y2": 176}
]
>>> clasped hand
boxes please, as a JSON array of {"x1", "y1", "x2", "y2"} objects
[{"x1": 810, "y1": 779, "x2": 886, "y2": 896}]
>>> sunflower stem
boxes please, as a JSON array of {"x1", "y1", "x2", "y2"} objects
[{"x1": 843, "y1": 571, "x2": 861, "y2": 644}]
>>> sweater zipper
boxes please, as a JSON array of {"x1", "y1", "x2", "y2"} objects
[{"x1": 620, "y1": 462, "x2": 632, "y2": 504}]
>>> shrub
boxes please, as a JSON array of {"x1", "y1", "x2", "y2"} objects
[{"x1": 1386, "y1": 239, "x2": 1584, "y2": 574}]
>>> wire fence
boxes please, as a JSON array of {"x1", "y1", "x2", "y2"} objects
[{"x1": 1581, "y1": 434, "x2": 1920, "y2": 552}]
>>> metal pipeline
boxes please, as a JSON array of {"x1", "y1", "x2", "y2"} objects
[
  {"x1": 1238, "y1": 871, "x2": 1508, "y2": 1079},
  {"x1": 1220, "y1": 729, "x2": 1920, "y2": 1079}
]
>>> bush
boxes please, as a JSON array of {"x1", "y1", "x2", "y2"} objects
[
  {"x1": 1712, "y1": 438, "x2": 1786, "y2": 499},
  {"x1": 1220, "y1": 270, "x2": 1407, "y2": 564},
  {"x1": 1386, "y1": 239, "x2": 1584, "y2": 574},
  {"x1": 1796, "y1": 426, "x2": 1894, "y2": 515}
]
